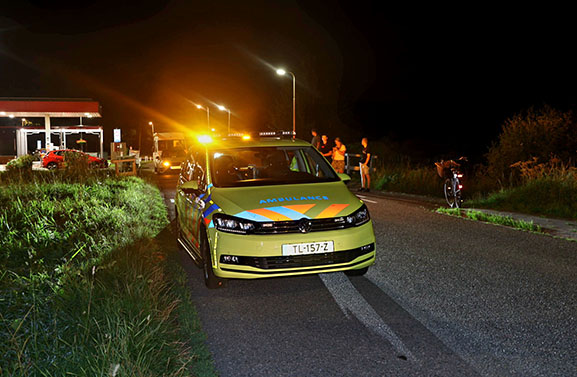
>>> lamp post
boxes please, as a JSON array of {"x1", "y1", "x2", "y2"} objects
[
  {"x1": 217, "y1": 105, "x2": 231, "y2": 134},
  {"x1": 196, "y1": 104, "x2": 210, "y2": 131},
  {"x1": 276, "y1": 68, "x2": 296, "y2": 139}
]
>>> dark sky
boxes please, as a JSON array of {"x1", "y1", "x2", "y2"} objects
[{"x1": 1, "y1": 1, "x2": 576, "y2": 160}]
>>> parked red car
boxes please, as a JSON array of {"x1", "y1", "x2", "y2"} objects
[{"x1": 42, "y1": 149, "x2": 108, "y2": 169}]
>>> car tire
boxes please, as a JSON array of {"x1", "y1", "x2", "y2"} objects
[
  {"x1": 345, "y1": 267, "x2": 368, "y2": 276},
  {"x1": 47, "y1": 162, "x2": 58, "y2": 170},
  {"x1": 200, "y1": 227, "x2": 225, "y2": 289}
]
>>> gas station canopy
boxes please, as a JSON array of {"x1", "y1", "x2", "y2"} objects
[
  {"x1": 0, "y1": 98, "x2": 101, "y2": 118},
  {"x1": 0, "y1": 98, "x2": 103, "y2": 158}
]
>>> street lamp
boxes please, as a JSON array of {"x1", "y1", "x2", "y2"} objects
[
  {"x1": 217, "y1": 105, "x2": 231, "y2": 134},
  {"x1": 196, "y1": 104, "x2": 210, "y2": 131},
  {"x1": 276, "y1": 68, "x2": 296, "y2": 139}
]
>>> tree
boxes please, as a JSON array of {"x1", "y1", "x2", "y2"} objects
[{"x1": 486, "y1": 105, "x2": 577, "y2": 182}]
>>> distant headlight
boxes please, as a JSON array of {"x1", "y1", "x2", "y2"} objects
[
  {"x1": 162, "y1": 161, "x2": 170, "y2": 167},
  {"x1": 213, "y1": 214, "x2": 256, "y2": 234},
  {"x1": 345, "y1": 204, "x2": 370, "y2": 226}
]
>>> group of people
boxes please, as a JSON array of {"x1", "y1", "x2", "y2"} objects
[{"x1": 310, "y1": 129, "x2": 371, "y2": 192}]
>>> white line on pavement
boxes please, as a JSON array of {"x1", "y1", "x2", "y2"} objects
[
  {"x1": 319, "y1": 272, "x2": 417, "y2": 362},
  {"x1": 356, "y1": 195, "x2": 378, "y2": 203}
]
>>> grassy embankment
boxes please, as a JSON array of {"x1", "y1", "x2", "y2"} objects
[
  {"x1": 372, "y1": 162, "x2": 577, "y2": 220},
  {"x1": 372, "y1": 163, "x2": 496, "y2": 199},
  {"x1": 0, "y1": 166, "x2": 216, "y2": 376},
  {"x1": 468, "y1": 175, "x2": 577, "y2": 220}
]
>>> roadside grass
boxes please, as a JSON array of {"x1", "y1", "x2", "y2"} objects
[
  {"x1": 467, "y1": 176, "x2": 577, "y2": 220},
  {"x1": 371, "y1": 161, "x2": 577, "y2": 220},
  {"x1": 0, "y1": 171, "x2": 216, "y2": 376},
  {"x1": 373, "y1": 164, "x2": 440, "y2": 197},
  {"x1": 436, "y1": 207, "x2": 543, "y2": 233},
  {"x1": 372, "y1": 163, "x2": 497, "y2": 199}
]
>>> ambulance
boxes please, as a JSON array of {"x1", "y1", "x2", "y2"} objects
[{"x1": 175, "y1": 132, "x2": 376, "y2": 288}]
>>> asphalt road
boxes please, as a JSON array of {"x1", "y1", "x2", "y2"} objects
[{"x1": 155, "y1": 174, "x2": 577, "y2": 377}]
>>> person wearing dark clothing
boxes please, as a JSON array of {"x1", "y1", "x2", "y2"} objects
[
  {"x1": 360, "y1": 137, "x2": 371, "y2": 192},
  {"x1": 310, "y1": 129, "x2": 320, "y2": 149},
  {"x1": 319, "y1": 134, "x2": 332, "y2": 158}
]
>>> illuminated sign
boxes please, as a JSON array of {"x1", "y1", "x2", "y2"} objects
[{"x1": 113, "y1": 128, "x2": 121, "y2": 143}]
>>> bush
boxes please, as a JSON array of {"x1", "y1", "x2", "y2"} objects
[
  {"x1": 6, "y1": 154, "x2": 36, "y2": 171},
  {"x1": 469, "y1": 157, "x2": 577, "y2": 219},
  {"x1": 486, "y1": 105, "x2": 577, "y2": 183},
  {"x1": 374, "y1": 164, "x2": 440, "y2": 196}
]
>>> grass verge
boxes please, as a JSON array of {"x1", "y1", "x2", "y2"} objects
[
  {"x1": 436, "y1": 207, "x2": 543, "y2": 233},
  {"x1": 1, "y1": 172, "x2": 216, "y2": 376},
  {"x1": 467, "y1": 177, "x2": 577, "y2": 220}
]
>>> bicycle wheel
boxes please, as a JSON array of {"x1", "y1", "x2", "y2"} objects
[
  {"x1": 454, "y1": 178, "x2": 463, "y2": 208},
  {"x1": 444, "y1": 179, "x2": 455, "y2": 207}
]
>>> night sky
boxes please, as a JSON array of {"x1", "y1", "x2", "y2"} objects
[{"x1": 1, "y1": 1, "x2": 576, "y2": 161}]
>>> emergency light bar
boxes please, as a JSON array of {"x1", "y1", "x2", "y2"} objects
[
  {"x1": 258, "y1": 131, "x2": 294, "y2": 137},
  {"x1": 221, "y1": 131, "x2": 295, "y2": 139}
]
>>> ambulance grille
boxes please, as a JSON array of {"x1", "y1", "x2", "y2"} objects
[
  {"x1": 220, "y1": 243, "x2": 375, "y2": 270},
  {"x1": 253, "y1": 217, "x2": 348, "y2": 234}
]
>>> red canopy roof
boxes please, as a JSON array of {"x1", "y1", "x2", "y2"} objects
[{"x1": 0, "y1": 98, "x2": 101, "y2": 117}]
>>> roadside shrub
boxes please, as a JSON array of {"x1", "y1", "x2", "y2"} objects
[
  {"x1": 374, "y1": 164, "x2": 440, "y2": 196},
  {"x1": 6, "y1": 154, "x2": 36, "y2": 171},
  {"x1": 486, "y1": 105, "x2": 577, "y2": 184},
  {"x1": 63, "y1": 150, "x2": 90, "y2": 175},
  {"x1": 469, "y1": 158, "x2": 577, "y2": 219},
  {"x1": 510, "y1": 156, "x2": 577, "y2": 182}
]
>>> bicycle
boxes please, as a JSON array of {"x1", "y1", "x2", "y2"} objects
[{"x1": 435, "y1": 158, "x2": 466, "y2": 208}]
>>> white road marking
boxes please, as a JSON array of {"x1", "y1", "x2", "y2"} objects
[
  {"x1": 357, "y1": 195, "x2": 378, "y2": 203},
  {"x1": 320, "y1": 272, "x2": 417, "y2": 362}
]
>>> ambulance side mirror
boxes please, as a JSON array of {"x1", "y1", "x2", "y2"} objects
[{"x1": 338, "y1": 173, "x2": 351, "y2": 182}]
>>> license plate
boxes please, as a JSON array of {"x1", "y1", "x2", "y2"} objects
[{"x1": 282, "y1": 241, "x2": 334, "y2": 256}]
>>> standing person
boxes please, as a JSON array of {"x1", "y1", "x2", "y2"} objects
[
  {"x1": 331, "y1": 137, "x2": 346, "y2": 174},
  {"x1": 310, "y1": 129, "x2": 320, "y2": 149},
  {"x1": 359, "y1": 137, "x2": 371, "y2": 192},
  {"x1": 319, "y1": 134, "x2": 332, "y2": 158}
]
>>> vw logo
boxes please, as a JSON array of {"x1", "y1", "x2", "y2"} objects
[{"x1": 298, "y1": 219, "x2": 312, "y2": 233}]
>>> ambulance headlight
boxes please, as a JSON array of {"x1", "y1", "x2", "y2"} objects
[
  {"x1": 346, "y1": 204, "x2": 370, "y2": 226},
  {"x1": 213, "y1": 214, "x2": 256, "y2": 234}
]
